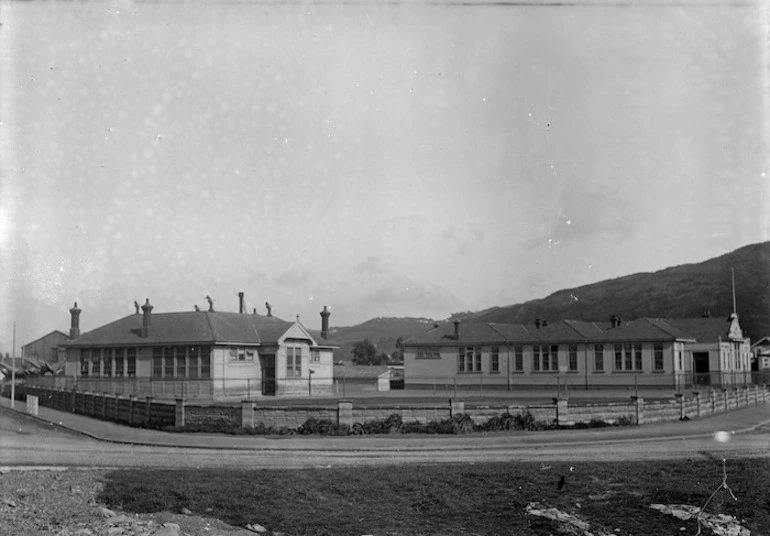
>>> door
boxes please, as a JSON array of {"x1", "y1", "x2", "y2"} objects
[
  {"x1": 261, "y1": 355, "x2": 276, "y2": 395},
  {"x1": 693, "y1": 352, "x2": 710, "y2": 385}
]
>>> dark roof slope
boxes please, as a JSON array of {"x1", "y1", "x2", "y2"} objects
[
  {"x1": 63, "y1": 312, "x2": 296, "y2": 347},
  {"x1": 22, "y1": 330, "x2": 70, "y2": 348},
  {"x1": 661, "y1": 317, "x2": 735, "y2": 343}
]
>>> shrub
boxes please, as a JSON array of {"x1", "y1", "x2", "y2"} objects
[{"x1": 297, "y1": 417, "x2": 349, "y2": 436}]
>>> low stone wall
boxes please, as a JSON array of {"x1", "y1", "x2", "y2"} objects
[{"x1": 10, "y1": 383, "x2": 770, "y2": 431}]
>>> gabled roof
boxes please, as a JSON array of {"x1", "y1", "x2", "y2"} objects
[
  {"x1": 63, "y1": 311, "x2": 297, "y2": 347},
  {"x1": 405, "y1": 322, "x2": 508, "y2": 346},
  {"x1": 22, "y1": 330, "x2": 70, "y2": 349}
]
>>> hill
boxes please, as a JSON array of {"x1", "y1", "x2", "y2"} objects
[
  {"x1": 309, "y1": 317, "x2": 437, "y2": 362},
  {"x1": 464, "y1": 241, "x2": 770, "y2": 340}
]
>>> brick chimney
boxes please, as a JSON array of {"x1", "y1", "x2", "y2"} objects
[
  {"x1": 534, "y1": 318, "x2": 541, "y2": 330},
  {"x1": 453, "y1": 320, "x2": 460, "y2": 340},
  {"x1": 238, "y1": 292, "x2": 245, "y2": 314},
  {"x1": 610, "y1": 315, "x2": 618, "y2": 328},
  {"x1": 141, "y1": 299, "x2": 153, "y2": 338},
  {"x1": 69, "y1": 302, "x2": 82, "y2": 338},
  {"x1": 541, "y1": 319, "x2": 548, "y2": 328},
  {"x1": 320, "y1": 306, "x2": 330, "y2": 340}
]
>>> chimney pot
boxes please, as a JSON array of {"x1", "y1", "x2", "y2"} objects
[
  {"x1": 610, "y1": 315, "x2": 618, "y2": 328},
  {"x1": 238, "y1": 292, "x2": 245, "y2": 314},
  {"x1": 534, "y1": 318, "x2": 541, "y2": 329},
  {"x1": 320, "y1": 305, "x2": 331, "y2": 340},
  {"x1": 541, "y1": 319, "x2": 548, "y2": 328},
  {"x1": 69, "y1": 301, "x2": 82, "y2": 338},
  {"x1": 453, "y1": 320, "x2": 460, "y2": 340},
  {"x1": 141, "y1": 299, "x2": 153, "y2": 338}
]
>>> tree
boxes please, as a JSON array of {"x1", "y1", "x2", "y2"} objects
[
  {"x1": 351, "y1": 339, "x2": 377, "y2": 365},
  {"x1": 390, "y1": 336, "x2": 405, "y2": 363}
]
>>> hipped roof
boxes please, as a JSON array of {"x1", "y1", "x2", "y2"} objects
[
  {"x1": 63, "y1": 311, "x2": 304, "y2": 347},
  {"x1": 405, "y1": 316, "x2": 739, "y2": 346}
]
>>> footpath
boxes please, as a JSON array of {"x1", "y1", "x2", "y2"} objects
[{"x1": 1, "y1": 395, "x2": 769, "y2": 452}]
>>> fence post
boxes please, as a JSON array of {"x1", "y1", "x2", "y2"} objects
[
  {"x1": 710, "y1": 389, "x2": 716, "y2": 414},
  {"x1": 241, "y1": 400, "x2": 254, "y2": 428},
  {"x1": 449, "y1": 399, "x2": 465, "y2": 417},
  {"x1": 146, "y1": 396, "x2": 153, "y2": 426},
  {"x1": 631, "y1": 395, "x2": 644, "y2": 425},
  {"x1": 175, "y1": 398, "x2": 185, "y2": 427},
  {"x1": 129, "y1": 395, "x2": 136, "y2": 426},
  {"x1": 692, "y1": 391, "x2": 702, "y2": 417},
  {"x1": 674, "y1": 393, "x2": 685, "y2": 420},
  {"x1": 553, "y1": 396, "x2": 569, "y2": 426},
  {"x1": 722, "y1": 388, "x2": 729, "y2": 411},
  {"x1": 337, "y1": 400, "x2": 353, "y2": 428}
]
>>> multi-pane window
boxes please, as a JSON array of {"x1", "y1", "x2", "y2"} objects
[
  {"x1": 457, "y1": 347, "x2": 481, "y2": 372},
  {"x1": 229, "y1": 347, "x2": 256, "y2": 361},
  {"x1": 176, "y1": 348, "x2": 187, "y2": 377},
  {"x1": 594, "y1": 344, "x2": 604, "y2": 371},
  {"x1": 311, "y1": 349, "x2": 320, "y2": 362},
  {"x1": 514, "y1": 345, "x2": 523, "y2": 372},
  {"x1": 164, "y1": 348, "x2": 175, "y2": 377},
  {"x1": 287, "y1": 346, "x2": 302, "y2": 377},
  {"x1": 188, "y1": 346, "x2": 198, "y2": 379},
  {"x1": 200, "y1": 348, "x2": 211, "y2": 378},
  {"x1": 114, "y1": 348, "x2": 124, "y2": 377},
  {"x1": 91, "y1": 349, "x2": 101, "y2": 376},
  {"x1": 126, "y1": 348, "x2": 136, "y2": 377},
  {"x1": 532, "y1": 345, "x2": 541, "y2": 372},
  {"x1": 568, "y1": 345, "x2": 578, "y2": 371},
  {"x1": 614, "y1": 344, "x2": 642, "y2": 371},
  {"x1": 653, "y1": 343, "x2": 664, "y2": 371},
  {"x1": 416, "y1": 348, "x2": 441, "y2": 359},
  {"x1": 542, "y1": 345, "x2": 550, "y2": 371},
  {"x1": 152, "y1": 347, "x2": 163, "y2": 378},
  {"x1": 490, "y1": 347, "x2": 500, "y2": 373},
  {"x1": 80, "y1": 349, "x2": 90, "y2": 376},
  {"x1": 550, "y1": 345, "x2": 559, "y2": 370},
  {"x1": 103, "y1": 349, "x2": 112, "y2": 377}
]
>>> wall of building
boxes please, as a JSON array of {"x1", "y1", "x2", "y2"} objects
[{"x1": 23, "y1": 332, "x2": 70, "y2": 363}]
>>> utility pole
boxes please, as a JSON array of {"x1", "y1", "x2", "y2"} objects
[
  {"x1": 11, "y1": 321, "x2": 16, "y2": 409},
  {"x1": 731, "y1": 267, "x2": 737, "y2": 314}
]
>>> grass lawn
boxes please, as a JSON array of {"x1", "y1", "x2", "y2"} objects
[{"x1": 99, "y1": 458, "x2": 770, "y2": 536}]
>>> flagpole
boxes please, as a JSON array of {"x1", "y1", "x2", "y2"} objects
[
  {"x1": 11, "y1": 321, "x2": 16, "y2": 409},
  {"x1": 731, "y1": 267, "x2": 737, "y2": 314}
]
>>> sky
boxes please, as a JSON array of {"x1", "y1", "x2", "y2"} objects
[{"x1": 0, "y1": 0, "x2": 768, "y2": 353}]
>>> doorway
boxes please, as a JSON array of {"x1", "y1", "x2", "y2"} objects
[
  {"x1": 261, "y1": 355, "x2": 276, "y2": 395},
  {"x1": 693, "y1": 352, "x2": 710, "y2": 386}
]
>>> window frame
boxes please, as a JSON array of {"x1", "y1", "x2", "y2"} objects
[
  {"x1": 594, "y1": 344, "x2": 604, "y2": 372},
  {"x1": 490, "y1": 346, "x2": 500, "y2": 373},
  {"x1": 568, "y1": 344, "x2": 578, "y2": 372},
  {"x1": 653, "y1": 343, "x2": 664, "y2": 371}
]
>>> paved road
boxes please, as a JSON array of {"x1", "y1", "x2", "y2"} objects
[{"x1": 1, "y1": 403, "x2": 768, "y2": 469}]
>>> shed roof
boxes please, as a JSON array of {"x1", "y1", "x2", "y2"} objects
[{"x1": 333, "y1": 364, "x2": 391, "y2": 379}]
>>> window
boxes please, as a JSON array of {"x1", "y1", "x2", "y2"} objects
[
  {"x1": 114, "y1": 348, "x2": 124, "y2": 377},
  {"x1": 568, "y1": 345, "x2": 578, "y2": 372},
  {"x1": 176, "y1": 347, "x2": 187, "y2": 377},
  {"x1": 311, "y1": 349, "x2": 320, "y2": 362},
  {"x1": 188, "y1": 346, "x2": 198, "y2": 379},
  {"x1": 677, "y1": 351, "x2": 683, "y2": 370},
  {"x1": 230, "y1": 347, "x2": 255, "y2": 362},
  {"x1": 287, "y1": 346, "x2": 302, "y2": 377},
  {"x1": 490, "y1": 347, "x2": 500, "y2": 373},
  {"x1": 103, "y1": 349, "x2": 112, "y2": 377},
  {"x1": 653, "y1": 344, "x2": 664, "y2": 371},
  {"x1": 152, "y1": 347, "x2": 163, "y2": 378},
  {"x1": 624, "y1": 344, "x2": 633, "y2": 370},
  {"x1": 200, "y1": 348, "x2": 211, "y2": 378},
  {"x1": 417, "y1": 347, "x2": 441, "y2": 359},
  {"x1": 614, "y1": 343, "x2": 643, "y2": 371},
  {"x1": 164, "y1": 348, "x2": 175, "y2": 377},
  {"x1": 594, "y1": 344, "x2": 604, "y2": 371},
  {"x1": 550, "y1": 345, "x2": 559, "y2": 371},
  {"x1": 91, "y1": 348, "x2": 101, "y2": 376},
  {"x1": 514, "y1": 346, "x2": 523, "y2": 372},
  {"x1": 614, "y1": 344, "x2": 623, "y2": 371},
  {"x1": 126, "y1": 348, "x2": 136, "y2": 377},
  {"x1": 246, "y1": 349, "x2": 255, "y2": 361},
  {"x1": 542, "y1": 346, "x2": 550, "y2": 371},
  {"x1": 474, "y1": 348, "x2": 482, "y2": 372},
  {"x1": 532, "y1": 345, "x2": 541, "y2": 372},
  {"x1": 634, "y1": 344, "x2": 643, "y2": 371},
  {"x1": 80, "y1": 349, "x2": 90, "y2": 377}
]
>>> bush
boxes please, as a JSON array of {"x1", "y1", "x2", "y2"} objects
[{"x1": 297, "y1": 417, "x2": 349, "y2": 436}]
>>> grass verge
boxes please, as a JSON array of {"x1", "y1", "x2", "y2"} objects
[{"x1": 98, "y1": 458, "x2": 770, "y2": 536}]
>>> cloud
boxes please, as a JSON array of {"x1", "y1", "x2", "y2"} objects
[
  {"x1": 272, "y1": 269, "x2": 310, "y2": 288},
  {"x1": 354, "y1": 256, "x2": 388, "y2": 275},
  {"x1": 362, "y1": 276, "x2": 460, "y2": 319}
]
